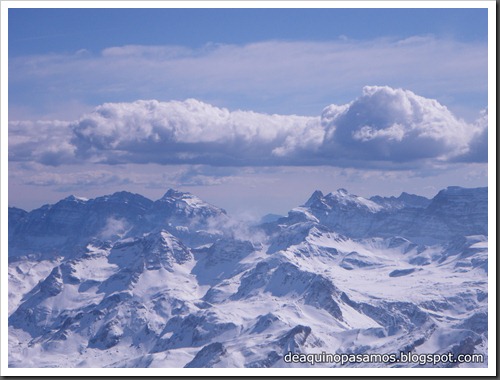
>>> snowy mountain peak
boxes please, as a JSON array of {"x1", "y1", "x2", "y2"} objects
[
  {"x1": 160, "y1": 189, "x2": 208, "y2": 207},
  {"x1": 323, "y1": 189, "x2": 383, "y2": 212},
  {"x1": 8, "y1": 186, "x2": 489, "y2": 368},
  {"x1": 336, "y1": 188, "x2": 349, "y2": 196},
  {"x1": 156, "y1": 188, "x2": 227, "y2": 218},
  {"x1": 304, "y1": 188, "x2": 383, "y2": 215},
  {"x1": 107, "y1": 191, "x2": 142, "y2": 201},
  {"x1": 94, "y1": 191, "x2": 153, "y2": 207},
  {"x1": 62, "y1": 195, "x2": 89, "y2": 203},
  {"x1": 304, "y1": 190, "x2": 324, "y2": 207},
  {"x1": 107, "y1": 229, "x2": 192, "y2": 275},
  {"x1": 161, "y1": 188, "x2": 187, "y2": 199}
]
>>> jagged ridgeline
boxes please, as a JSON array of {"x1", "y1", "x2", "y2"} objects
[{"x1": 8, "y1": 187, "x2": 488, "y2": 368}]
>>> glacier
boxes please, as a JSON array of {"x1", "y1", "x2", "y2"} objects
[{"x1": 8, "y1": 186, "x2": 488, "y2": 368}]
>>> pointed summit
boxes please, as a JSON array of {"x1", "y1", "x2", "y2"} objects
[
  {"x1": 159, "y1": 188, "x2": 206, "y2": 208},
  {"x1": 323, "y1": 189, "x2": 382, "y2": 212},
  {"x1": 155, "y1": 188, "x2": 227, "y2": 219},
  {"x1": 302, "y1": 188, "x2": 383, "y2": 214},
  {"x1": 336, "y1": 188, "x2": 349, "y2": 196},
  {"x1": 161, "y1": 188, "x2": 187, "y2": 200},
  {"x1": 304, "y1": 190, "x2": 324, "y2": 207},
  {"x1": 62, "y1": 195, "x2": 88, "y2": 203}
]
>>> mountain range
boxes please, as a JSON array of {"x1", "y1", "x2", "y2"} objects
[{"x1": 8, "y1": 186, "x2": 488, "y2": 368}]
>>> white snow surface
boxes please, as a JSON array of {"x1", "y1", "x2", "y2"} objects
[{"x1": 8, "y1": 187, "x2": 488, "y2": 368}]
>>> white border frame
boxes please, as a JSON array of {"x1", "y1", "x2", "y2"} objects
[{"x1": 1, "y1": 1, "x2": 496, "y2": 376}]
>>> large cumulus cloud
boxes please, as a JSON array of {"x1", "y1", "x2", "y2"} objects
[
  {"x1": 318, "y1": 86, "x2": 485, "y2": 164},
  {"x1": 8, "y1": 86, "x2": 487, "y2": 168}
]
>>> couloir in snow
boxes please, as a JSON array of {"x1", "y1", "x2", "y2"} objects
[{"x1": 8, "y1": 186, "x2": 488, "y2": 367}]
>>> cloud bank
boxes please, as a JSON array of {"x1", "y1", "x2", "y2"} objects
[
  {"x1": 70, "y1": 99, "x2": 320, "y2": 166},
  {"x1": 9, "y1": 86, "x2": 487, "y2": 169}
]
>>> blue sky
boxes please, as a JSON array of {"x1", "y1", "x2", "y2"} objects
[
  {"x1": 8, "y1": 8, "x2": 488, "y2": 56},
  {"x1": 8, "y1": 7, "x2": 488, "y2": 118},
  {"x1": 6, "y1": 4, "x2": 491, "y2": 216}
]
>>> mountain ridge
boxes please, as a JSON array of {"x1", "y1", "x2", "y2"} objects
[{"x1": 8, "y1": 186, "x2": 488, "y2": 368}]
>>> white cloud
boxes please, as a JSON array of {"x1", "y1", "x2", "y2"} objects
[
  {"x1": 70, "y1": 98, "x2": 318, "y2": 165},
  {"x1": 9, "y1": 162, "x2": 251, "y2": 196},
  {"x1": 19, "y1": 168, "x2": 132, "y2": 191},
  {"x1": 9, "y1": 86, "x2": 487, "y2": 170},
  {"x1": 100, "y1": 217, "x2": 130, "y2": 240},
  {"x1": 352, "y1": 124, "x2": 405, "y2": 142},
  {"x1": 319, "y1": 86, "x2": 481, "y2": 163},
  {"x1": 8, "y1": 120, "x2": 76, "y2": 166},
  {"x1": 452, "y1": 108, "x2": 488, "y2": 162}
]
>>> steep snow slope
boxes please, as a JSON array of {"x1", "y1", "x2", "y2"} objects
[{"x1": 8, "y1": 187, "x2": 488, "y2": 368}]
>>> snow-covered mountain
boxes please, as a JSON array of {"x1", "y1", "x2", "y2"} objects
[
  {"x1": 8, "y1": 189, "x2": 228, "y2": 260},
  {"x1": 8, "y1": 187, "x2": 488, "y2": 368}
]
